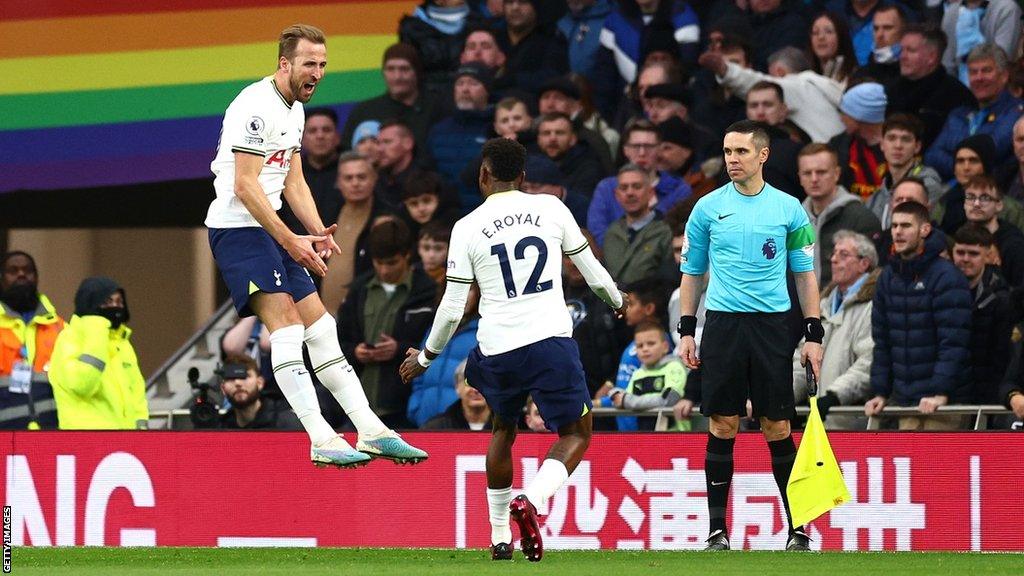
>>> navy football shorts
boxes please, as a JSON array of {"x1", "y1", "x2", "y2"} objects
[
  {"x1": 466, "y1": 337, "x2": 592, "y2": 432},
  {"x1": 208, "y1": 227, "x2": 317, "y2": 317}
]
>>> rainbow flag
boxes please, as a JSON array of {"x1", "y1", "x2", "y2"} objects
[{"x1": 0, "y1": 0, "x2": 415, "y2": 193}]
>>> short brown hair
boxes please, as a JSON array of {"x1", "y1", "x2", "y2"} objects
[
  {"x1": 634, "y1": 320, "x2": 666, "y2": 339},
  {"x1": 892, "y1": 200, "x2": 930, "y2": 224},
  {"x1": 798, "y1": 142, "x2": 838, "y2": 164},
  {"x1": 279, "y1": 24, "x2": 326, "y2": 60},
  {"x1": 954, "y1": 223, "x2": 995, "y2": 247},
  {"x1": 883, "y1": 113, "x2": 923, "y2": 141},
  {"x1": 965, "y1": 174, "x2": 1002, "y2": 199}
]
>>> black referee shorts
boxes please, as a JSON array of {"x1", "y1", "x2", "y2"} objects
[{"x1": 699, "y1": 310, "x2": 795, "y2": 421}]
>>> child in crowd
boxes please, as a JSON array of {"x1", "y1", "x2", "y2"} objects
[
  {"x1": 417, "y1": 221, "x2": 450, "y2": 285},
  {"x1": 609, "y1": 320, "x2": 690, "y2": 431}
]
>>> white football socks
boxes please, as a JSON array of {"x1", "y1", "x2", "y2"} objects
[
  {"x1": 269, "y1": 325, "x2": 335, "y2": 446},
  {"x1": 304, "y1": 313, "x2": 387, "y2": 437},
  {"x1": 524, "y1": 459, "x2": 569, "y2": 507},
  {"x1": 487, "y1": 486, "x2": 513, "y2": 545}
]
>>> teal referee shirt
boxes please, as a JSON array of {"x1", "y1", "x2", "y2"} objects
[{"x1": 681, "y1": 181, "x2": 815, "y2": 313}]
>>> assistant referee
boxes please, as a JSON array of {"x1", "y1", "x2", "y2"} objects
[{"x1": 677, "y1": 120, "x2": 823, "y2": 552}]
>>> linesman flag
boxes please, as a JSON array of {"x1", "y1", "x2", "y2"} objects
[{"x1": 786, "y1": 364, "x2": 851, "y2": 527}]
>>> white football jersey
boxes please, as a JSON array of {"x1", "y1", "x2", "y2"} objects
[
  {"x1": 205, "y1": 76, "x2": 305, "y2": 228},
  {"x1": 446, "y1": 191, "x2": 590, "y2": 355}
]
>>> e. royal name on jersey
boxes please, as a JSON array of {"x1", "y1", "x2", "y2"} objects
[{"x1": 480, "y1": 212, "x2": 543, "y2": 239}]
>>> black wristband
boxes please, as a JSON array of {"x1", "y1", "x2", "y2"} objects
[
  {"x1": 677, "y1": 315, "x2": 697, "y2": 339},
  {"x1": 804, "y1": 317, "x2": 825, "y2": 343}
]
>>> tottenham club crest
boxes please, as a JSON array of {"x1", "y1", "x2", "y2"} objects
[
  {"x1": 762, "y1": 237, "x2": 777, "y2": 260},
  {"x1": 246, "y1": 116, "x2": 265, "y2": 136}
]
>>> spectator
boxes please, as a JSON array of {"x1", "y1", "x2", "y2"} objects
[
  {"x1": 598, "y1": 277, "x2": 671, "y2": 431},
  {"x1": 522, "y1": 154, "x2": 590, "y2": 228},
  {"x1": 865, "y1": 201, "x2": 972, "y2": 430},
  {"x1": 400, "y1": 170, "x2": 461, "y2": 239},
  {"x1": 533, "y1": 112, "x2": 606, "y2": 200},
  {"x1": 807, "y1": 11, "x2": 858, "y2": 87},
  {"x1": 399, "y1": 1, "x2": 487, "y2": 99},
  {"x1": 962, "y1": 174, "x2": 1024, "y2": 286},
  {"x1": 0, "y1": 251, "x2": 63, "y2": 429},
  {"x1": 497, "y1": 0, "x2": 570, "y2": 96},
  {"x1": 746, "y1": 79, "x2": 810, "y2": 144},
  {"x1": 423, "y1": 359, "x2": 492, "y2": 429},
  {"x1": 352, "y1": 119, "x2": 382, "y2": 168},
  {"x1": 608, "y1": 320, "x2": 690, "y2": 431},
  {"x1": 826, "y1": 0, "x2": 912, "y2": 66},
  {"x1": 866, "y1": 113, "x2": 944, "y2": 229},
  {"x1": 610, "y1": 60, "x2": 682, "y2": 134},
  {"x1": 933, "y1": 134, "x2": 1024, "y2": 236},
  {"x1": 523, "y1": 396, "x2": 547, "y2": 431},
  {"x1": 851, "y1": 3, "x2": 905, "y2": 87},
  {"x1": 941, "y1": 0, "x2": 1022, "y2": 83},
  {"x1": 885, "y1": 24, "x2": 976, "y2": 149},
  {"x1": 656, "y1": 116, "x2": 720, "y2": 199},
  {"x1": 1000, "y1": 358, "x2": 1024, "y2": 424},
  {"x1": 951, "y1": 224, "x2": 1013, "y2": 406},
  {"x1": 492, "y1": 96, "x2": 533, "y2": 139},
  {"x1": 337, "y1": 219, "x2": 438, "y2": 429},
  {"x1": 556, "y1": 0, "x2": 614, "y2": 82},
  {"x1": 873, "y1": 176, "x2": 930, "y2": 267},
  {"x1": 279, "y1": 109, "x2": 341, "y2": 235},
  {"x1": 999, "y1": 116, "x2": 1024, "y2": 201},
  {"x1": 538, "y1": 75, "x2": 616, "y2": 172},
  {"x1": 318, "y1": 154, "x2": 389, "y2": 313},
  {"x1": 925, "y1": 44, "x2": 1023, "y2": 181},
  {"x1": 830, "y1": 82, "x2": 887, "y2": 201},
  {"x1": 427, "y1": 62, "x2": 494, "y2": 212},
  {"x1": 744, "y1": 81, "x2": 805, "y2": 198},
  {"x1": 588, "y1": 119, "x2": 692, "y2": 245},
  {"x1": 220, "y1": 315, "x2": 278, "y2": 397},
  {"x1": 374, "y1": 120, "x2": 437, "y2": 213},
  {"x1": 798, "y1": 143, "x2": 882, "y2": 285},
  {"x1": 563, "y1": 230, "x2": 627, "y2": 400},
  {"x1": 408, "y1": 286, "x2": 480, "y2": 427},
  {"x1": 592, "y1": 0, "x2": 701, "y2": 118},
  {"x1": 417, "y1": 220, "x2": 451, "y2": 286},
  {"x1": 747, "y1": 0, "x2": 811, "y2": 73},
  {"x1": 644, "y1": 83, "x2": 719, "y2": 160},
  {"x1": 50, "y1": 277, "x2": 148, "y2": 430},
  {"x1": 792, "y1": 230, "x2": 878, "y2": 430},
  {"x1": 698, "y1": 46, "x2": 846, "y2": 143},
  {"x1": 690, "y1": 37, "x2": 751, "y2": 141},
  {"x1": 218, "y1": 354, "x2": 301, "y2": 430},
  {"x1": 341, "y1": 43, "x2": 443, "y2": 156},
  {"x1": 602, "y1": 164, "x2": 675, "y2": 286}
]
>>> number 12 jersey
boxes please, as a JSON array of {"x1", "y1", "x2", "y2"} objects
[{"x1": 445, "y1": 191, "x2": 590, "y2": 356}]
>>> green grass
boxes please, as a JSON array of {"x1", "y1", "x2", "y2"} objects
[{"x1": 9, "y1": 547, "x2": 1023, "y2": 576}]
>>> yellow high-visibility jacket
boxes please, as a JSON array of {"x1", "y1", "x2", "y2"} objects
[{"x1": 49, "y1": 314, "x2": 148, "y2": 429}]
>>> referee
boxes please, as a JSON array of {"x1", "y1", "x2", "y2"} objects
[{"x1": 677, "y1": 120, "x2": 823, "y2": 551}]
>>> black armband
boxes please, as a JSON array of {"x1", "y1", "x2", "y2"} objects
[
  {"x1": 804, "y1": 317, "x2": 825, "y2": 343},
  {"x1": 677, "y1": 315, "x2": 697, "y2": 339}
]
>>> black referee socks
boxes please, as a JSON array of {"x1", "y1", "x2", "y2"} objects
[
  {"x1": 705, "y1": 434, "x2": 735, "y2": 534},
  {"x1": 768, "y1": 436, "x2": 802, "y2": 534}
]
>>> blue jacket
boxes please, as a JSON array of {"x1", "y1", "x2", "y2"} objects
[
  {"x1": 924, "y1": 90, "x2": 1024, "y2": 181},
  {"x1": 592, "y1": 0, "x2": 700, "y2": 117},
  {"x1": 407, "y1": 317, "x2": 479, "y2": 427},
  {"x1": 427, "y1": 108, "x2": 493, "y2": 212},
  {"x1": 871, "y1": 231, "x2": 972, "y2": 405},
  {"x1": 556, "y1": 0, "x2": 613, "y2": 82},
  {"x1": 587, "y1": 171, "x2": 692, "y2": 246}
]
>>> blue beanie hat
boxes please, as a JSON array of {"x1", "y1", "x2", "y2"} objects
[
  {"x1": 840, "y1": 82, "x2": 887, "y2": 124},
  {"x1": 351, "y1": 120, "x2": 381, "y2": 149}
]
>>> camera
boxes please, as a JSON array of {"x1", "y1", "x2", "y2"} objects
[{"x1": 187, "y1": 367, "x2": 220, "y2": 429}]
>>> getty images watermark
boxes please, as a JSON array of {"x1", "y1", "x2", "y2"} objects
[{"x1": 3, "y1": 505, "x2": 10, "y2": 573}]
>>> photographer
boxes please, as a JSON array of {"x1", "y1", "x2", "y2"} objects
[{"x1": 219, "y1": 354, "x2": 301, "y2": 430}]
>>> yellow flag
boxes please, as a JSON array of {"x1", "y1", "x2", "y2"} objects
[{"x1": 786, "y1": 395, "x2": 851, "y2": 527}]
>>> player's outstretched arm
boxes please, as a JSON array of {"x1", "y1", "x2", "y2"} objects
[
  {"x1": 567, "y1": 247, "x2": 623, "y2": 311},
  {"x1": 234, "y1": 152, "x2": 329, "y2": 276}
]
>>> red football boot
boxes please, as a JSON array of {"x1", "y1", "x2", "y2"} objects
[{"x1": 509, "y1": 495, "x2": 543, "y2": 562}]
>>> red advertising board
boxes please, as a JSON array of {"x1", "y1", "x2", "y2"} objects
[{"x1": 1, "y1": 431, "x2": 1020, "y2": 551}]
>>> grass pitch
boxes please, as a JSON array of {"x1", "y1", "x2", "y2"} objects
[{"x1": 11, "y1": 547, "x2": 1022, "y2": 575}]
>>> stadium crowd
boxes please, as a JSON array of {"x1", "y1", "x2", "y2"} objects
[{"x1": 6, "y1": 0, "x2": 1024, "y2": 431}]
